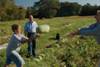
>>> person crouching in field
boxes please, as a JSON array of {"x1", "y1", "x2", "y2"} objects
[
  {"x1": 24, "y1": 15, "x2": 39, "y2": 57},
  {"x1": 69, "y1": 10, "x2": 100, "y2": 44},
  {"x1": 4, "y1": 24, "x2": 29, "y2": 67}
]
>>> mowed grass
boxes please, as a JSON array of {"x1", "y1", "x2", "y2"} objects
[{"x1": 1, "y1": 16, "x2": 100, "y2": 67}]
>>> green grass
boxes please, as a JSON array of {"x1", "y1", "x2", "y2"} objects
[{"x1": 1, "y1": 16, "x2": 100, "y2": 67}]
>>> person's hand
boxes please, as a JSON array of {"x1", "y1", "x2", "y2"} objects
[
  {"x1": 28, "y1": 38, "x2": 31, "y2": 42},
  {"x1": 21, "y1": 38, "x2": 29, "y2": 43},
  {"x1": 29, "y1": 37, "x2": 33, "y2": 42},
  {"x1": 67, "y1": 30, "x2": 79, "y2": 37},
  {"x1": 67, "y1": 32, "x2": 76, "y2": 37}
]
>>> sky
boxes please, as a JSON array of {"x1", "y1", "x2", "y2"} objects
[
  {"x1": 61, "y1": 0, "x2": 100, "y2": 5},
  {"x1": 15, "y1": 0, "x2": 39, "y2": 7},
  {"x1": 15, "y1": 0, "x2": 100, "y2": 8}
]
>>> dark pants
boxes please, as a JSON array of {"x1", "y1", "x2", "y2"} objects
[{"x1": 27, "y1": 33, "x2": 36, "y2": 57}]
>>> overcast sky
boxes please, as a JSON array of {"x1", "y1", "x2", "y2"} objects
[{"x1": 15, "y1": 0, "x2": 100, "y2": 8}]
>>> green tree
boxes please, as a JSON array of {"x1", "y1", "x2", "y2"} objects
[
  {"x1": 0, "y1": 0, "x2": 26, "y2": 21},
  {"x1": 32, "y1": 0, "x2": 60, "y2": 18},
  {"x1": 57, "y1": 2, "x2": 81, "y2": 16},
  {"x1": 79, "y1": 3, "x2": 98, "y2": 16}
]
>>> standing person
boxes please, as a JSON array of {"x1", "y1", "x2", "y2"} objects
[
  {"x1": 4, "y1": 24, "x2": 28, "y2": 67},
  {"x1": 24, "y1": 15, "x2": 38, "y2": 57},
  {"x1": 68, "y1": 10, "x2": 100, "y2": 44}
]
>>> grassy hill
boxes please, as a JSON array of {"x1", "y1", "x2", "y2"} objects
[{"x1": 0, "y1": 16, "x2": 100, "y2": 67}]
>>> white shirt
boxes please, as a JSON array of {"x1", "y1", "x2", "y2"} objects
[{"x1": 24, "y1": 21, "x2": 38, "y2": 33}]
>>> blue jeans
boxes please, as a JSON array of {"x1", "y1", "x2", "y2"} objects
[
  {"x1": 6, "y1": 53, "x2": 25, "y2": 67},
  {"x1": 27, "y1": 33, "x2": 36, "y2": 56}
]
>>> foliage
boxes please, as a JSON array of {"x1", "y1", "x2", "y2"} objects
[
  {"x1": 1, "y1": 0, "x2": 100, "y2": 20},
  {"x1": 28, "y1": 1, "x2": 100, "y2": 18},
  {"x1": 0, "y1": 0, "x2": 26, "y2": 21},
  {"x1": 29, "y1": 0, "x2": 60, "y2": 18},
  {"x1": 79, "y1": 3, "x2": 99, "y2": 16},
  {"x1": 57, "y1": 2, "x2": 81, "y2": 16}
]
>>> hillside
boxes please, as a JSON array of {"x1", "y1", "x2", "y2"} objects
[{"x1": 0, "y1": 16, "x2": 100, "y2": 67}]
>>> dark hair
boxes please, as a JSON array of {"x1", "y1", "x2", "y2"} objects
[{"x1": 11, "y1": 24, "x2": 19, "y2": 32}]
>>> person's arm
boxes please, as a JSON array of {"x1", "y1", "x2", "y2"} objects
[
  {"x1": 68, "y1": 24, "x2": 100, "y2": 37},
  {"x1": 88, "y1": 23, "x2": 97, "y2": 29},
  {"x1": 15, "y1": 34, "x2": 29, "y2": 44},
  {"x1": 20, "y1": 35, "x2": 29, "y2": 43},
  {"x1": 79, "y1": 25, "x2": 100, "y2": 36},
  {"x1": 68, "y1": 30, "x2": 79, "y2": 37}
]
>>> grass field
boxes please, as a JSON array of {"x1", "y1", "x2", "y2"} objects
[{"x1": 0, "y1": 16, "x2": 100, "y2": 67}]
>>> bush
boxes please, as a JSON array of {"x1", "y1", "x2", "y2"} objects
[{"x1": 58, "y1": 37, "x2": 100, "y2": 67}]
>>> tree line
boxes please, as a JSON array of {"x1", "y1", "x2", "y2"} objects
[
  {"x1": 0, "y1": 0, "x2": 26, "y2": 21},
  {"x1": 0, "y1": 0, "x2": 100, "y2": 21}
]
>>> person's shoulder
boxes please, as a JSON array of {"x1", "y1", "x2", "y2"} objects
[
  {"x1": 13, "y1": 34, "x2": 22, "y2": 40},
  {"x1": 9, "y1": 34, "x2": 15, "y2": 39},
  {"x1": 13, "y1": 34, "x2": 16, "y2": 37},
  {"x1": 9, "y1": 34, "x2": 18, "y2": 41},
  {"x1": 13, "y1": 34, "x2": 19, "y2": 38}
]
